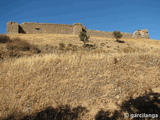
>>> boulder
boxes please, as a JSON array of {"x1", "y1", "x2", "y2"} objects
[
  {"x1": 132, "y1": 29, "x2": 150, "y2": 38},
  {"x1": 152, "y1": 87, "x2": 160, "y2": 93}
]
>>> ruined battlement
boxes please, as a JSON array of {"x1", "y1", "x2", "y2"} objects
[{"x1": 6, "y1": 21, "x2": 149, "y2": 38}]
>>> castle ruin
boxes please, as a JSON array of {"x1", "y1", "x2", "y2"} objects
[{"x1": 6, "y1": 21, "x2": 149, "y2": 38}]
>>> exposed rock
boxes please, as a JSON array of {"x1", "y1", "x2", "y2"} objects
[
  {"x1": 152, "y1": 87, "x2": 160, "y2": 93},
  {"x1": 132, "y1": 29, "x2": 150, "y2": 39}
]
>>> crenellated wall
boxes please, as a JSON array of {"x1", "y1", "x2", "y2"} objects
[{"x1": 6, "y1": 21, "x2": 149, "y2": 38}]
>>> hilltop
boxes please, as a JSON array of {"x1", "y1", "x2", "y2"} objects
[
  {"x1": 8, "y1": 33, "x2": 160, "y2": 52},
  {"x1": 0, "y1": 34, "x2": 160, "y2": 120}
]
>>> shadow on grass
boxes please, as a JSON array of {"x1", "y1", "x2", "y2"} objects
[
  {"x1": 3, "y1": 105, "x2": 88, "y2": 120},
  {"x1": 95, "y1": 92, "x2": 160, "y2": 120},
  {"x1": 95, "y1": 110, "x2": 123, "y2": 120},
  {"x1": 115, "y1": 40, "x2": 125, "y2": 43},
  {"x1": 3, "y1": 92, "x2": 160, "y2": 120}
]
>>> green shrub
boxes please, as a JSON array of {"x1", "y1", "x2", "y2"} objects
[
  {"x1": 79, "y1": 31, "x2": 90, "y2": 46},
  {"x1": 0, "y1": 35, "x2": 11, "y2": 43},
  {"x1": 113, "y1": 31, "x2": 122, "y2": 41}
]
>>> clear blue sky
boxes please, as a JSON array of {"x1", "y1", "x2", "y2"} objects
[{"x1": 1, "y1": 0, "x2": 160, "y2": 40}]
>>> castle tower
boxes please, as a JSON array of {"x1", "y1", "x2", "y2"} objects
[
  {"x1": 73, "y1": 23, "x2": 86, "y2": 35},
  {"x1": 7, "y1": 21, "x2": 19, "y2": 34}
]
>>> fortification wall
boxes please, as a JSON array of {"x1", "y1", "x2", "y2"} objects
[
  {"x1": 87, "y1": 30, "x2": 113, "y2": 37},
  {"x1": 19, "y1": 22, "x2": 74, "y2": 34},
  {"x1": 87, "y1": 30, "x2": 132, "y2": 38},
  {"x1": 6, "y1": 21, "x2": 149, "y2": 39},
  {"x1": 73, "y1": 23, "x2": 86, "y2": 35},
  {"x1": 120, "y1": 32, "x2": 132, "y2": 38},
  {"x1": 7, "y1": 22, "x2": 19, "y2": 34}
]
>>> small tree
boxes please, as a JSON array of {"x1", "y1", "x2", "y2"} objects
[
  {"x1": 113, "y1": 31, "x2": 122, "y2": 42},
  {"x1": 79, "y1": 31, "x2": 90, "y2": 46}
]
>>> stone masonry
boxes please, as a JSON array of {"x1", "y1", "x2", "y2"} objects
[
  {"x1": 6, "y1": 21, "x2": 149, "y2": 38},
  {"x1": 132, "y1": 29, "x2": 150, "y2": 38}
]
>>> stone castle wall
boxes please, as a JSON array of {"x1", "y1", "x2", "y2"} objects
[
  {"x1": 20, "y1": 22, "x2": 73, "y2": 34},
  {"x1": 87, "y1": 29, "x2": 132, "y2": 38},
  {"x1": 6, "y1": 21, "x2": 149, "y2": 38},
  {"x1": 7, "y1": 22, "x2": 86, "y2": 35},
  {"x1": 7, "y1": 22, "x2": 19, "y2": 34}
]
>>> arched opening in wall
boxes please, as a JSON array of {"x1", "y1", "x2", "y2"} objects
[{"x1": 19, "y1": 25, "x2": 26, "y2": 34}]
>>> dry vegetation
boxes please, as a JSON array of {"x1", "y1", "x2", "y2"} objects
[
  {"x1": 0, "y1": 34, "x2": 160, "y2": 120},
  {"x1": 0, "y1": 35, "x2": 41, "y2": 59}
]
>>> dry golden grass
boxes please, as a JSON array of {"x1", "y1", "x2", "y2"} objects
[
  {"x1": 0, "y1": 36, "x2": 41, "y2": 60},
  {"x1": 0, "y1": 34, "x2": 160, "y2": 119},
  {"x1": 8, "y1": 34, "x2": 160, "y2": 49}
]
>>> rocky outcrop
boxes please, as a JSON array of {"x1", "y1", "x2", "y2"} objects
[{"x1": 132, "y1": 29, "x2": 150, "y2": 38}]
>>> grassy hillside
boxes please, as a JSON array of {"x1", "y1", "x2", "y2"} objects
[
  {"x1": 8, "y1": 34, "x2": 160, "y2": 51},
  {"x1": 0, "y1": 34, "x2": 160, "y2": 120}
]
